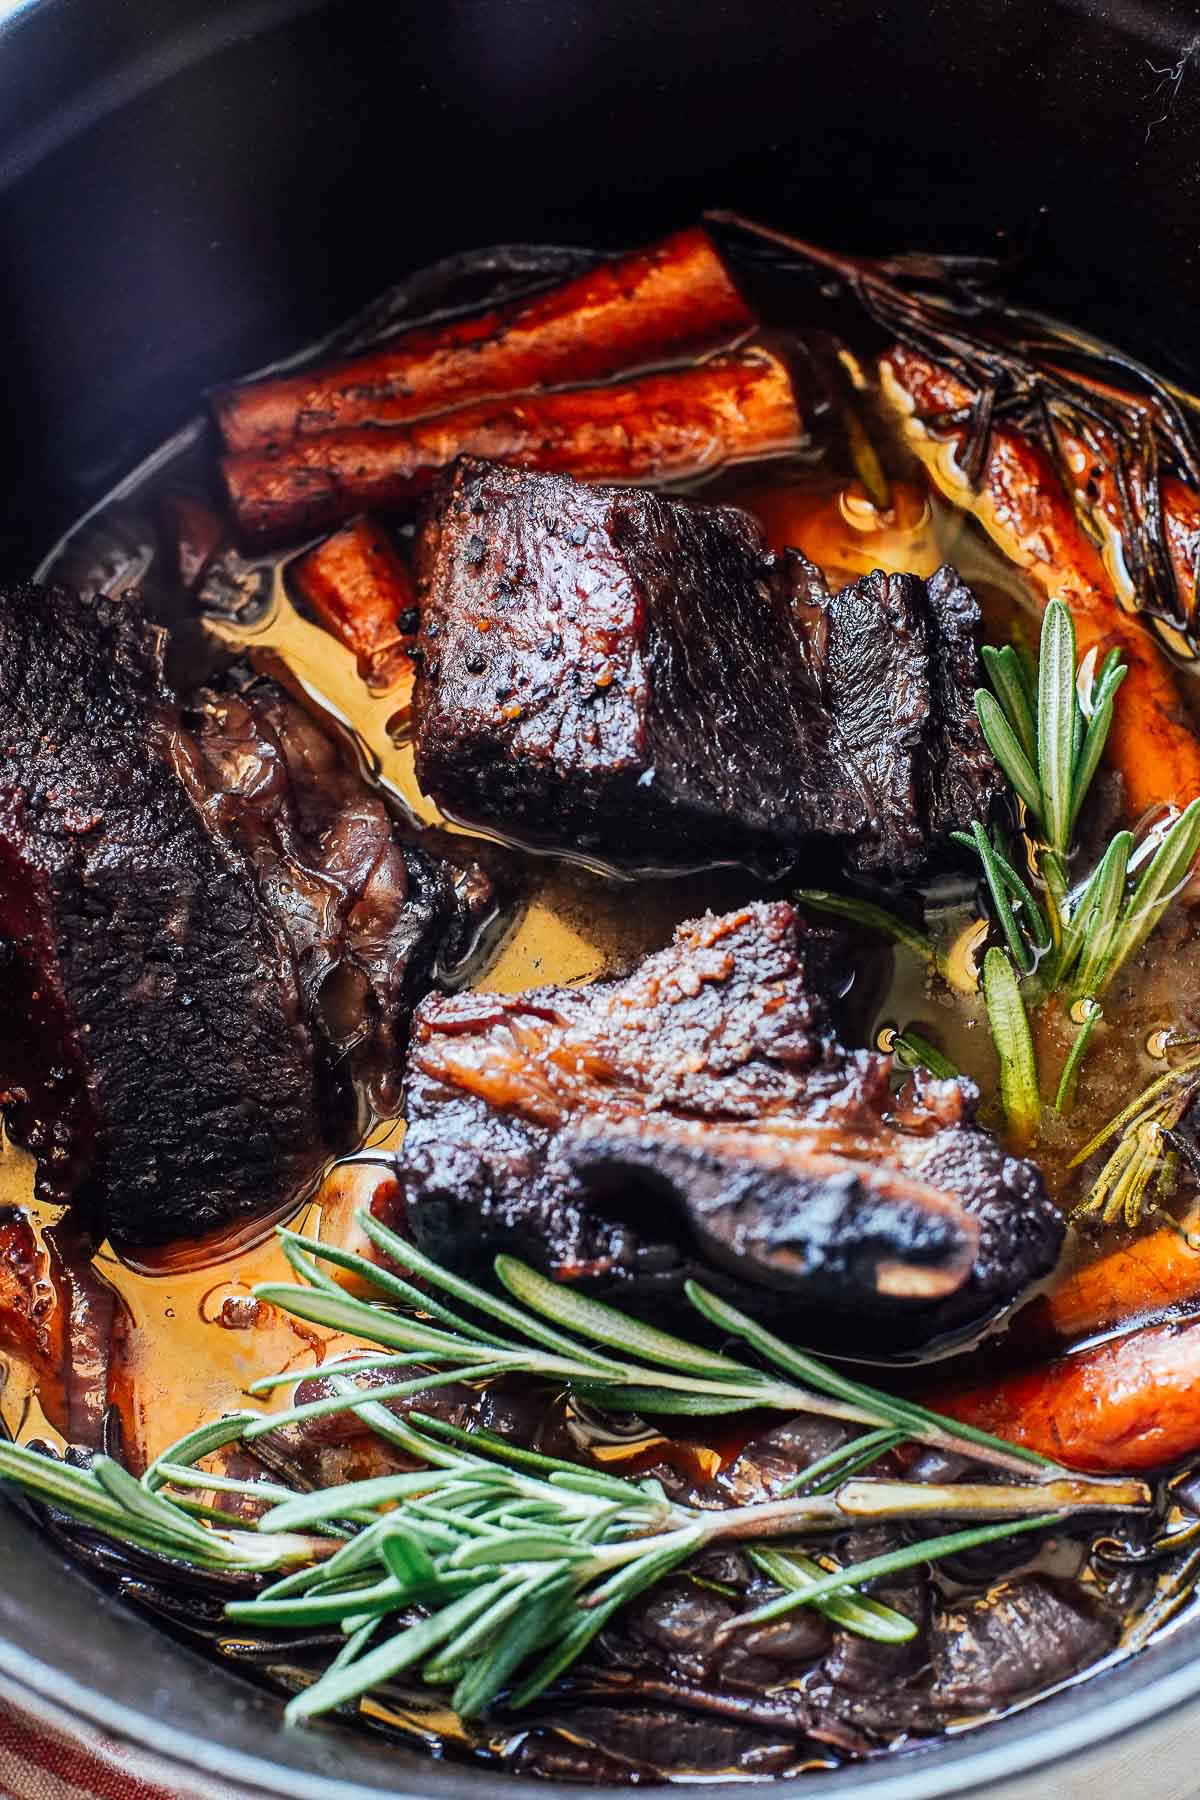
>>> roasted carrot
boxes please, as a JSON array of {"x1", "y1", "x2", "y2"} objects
[
  {"x1": 1044, "y1": 1220, "x2": 1200, "y2": 1342},
  {"x1": 213, "y1": 228, "x2": 753, "y2": 453},
  {"x1": 930, "y1": 1317, "x2": 1200, "y2": 1473},
  {"x1": 292, "y1": 516, "x2": 417, "y2": 691},
  {"x1": 881, "y1": 344, "x2": 1200, "y2": 819},
  {"x1": 222, "y1": 348, "x2": 802, "y2": 545},
  {"x1": 161, "y1": 491, "x2": 227, "y2": 590}
]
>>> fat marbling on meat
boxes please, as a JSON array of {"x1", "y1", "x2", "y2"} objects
[
  {"x1": 412, "y1": 458, "x2": 1001, "y2": 873},
  {"x1": 395, "y1": 900, "x2": 1061, "y2": 1345},
  {"x1": 0, "y1": 583, "x2": 478, "y2": 1246}
]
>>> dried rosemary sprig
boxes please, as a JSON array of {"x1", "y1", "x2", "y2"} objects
[
  {"x1": 0, "y1": 1214, "x2": 1149, "y2": 1726},
  {"x1": 706, "y1": 211, "x2": 1200, "y2": 637},
  {"x1": 1071, "y1": 1048, "x2": 1200, "y2": 1228}
]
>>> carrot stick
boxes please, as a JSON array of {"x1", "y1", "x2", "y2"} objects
[
  {"x1": 930, "y1": 1317, "x2": 1200, "y2": 1472},
  {"x1": 1044, "y1": 1219, "x2": 1200, "y2": 1341},
  {"x1": 221, "y1": 348, "x2": 802, "y2": 546},
  {"x1": 292, "y1": 516, "x2": 417, "y2": 692},
  {"x1": 213, "y1": 228, "x2": 753, "y2": 453},
  {"x1": 881, "y1": 344, "x2": 1200, "y2": 819}
]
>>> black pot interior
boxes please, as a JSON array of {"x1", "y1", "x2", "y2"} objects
[
  {"x1": 3, "y1": 0, "x2": 1200, "y2": 571},
  {"x1": 2, "y1": 0, "x2": 1200, "y2": 1789}
]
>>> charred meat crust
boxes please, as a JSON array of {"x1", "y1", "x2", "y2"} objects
[
  {"x1": 396, "y1": 901, "x2": 1062, "y2": 1343},
  {"x1": 414, "y1": 460, "x2": 855, "y2": 866},
  {"x1": 0, "y1": 584, "x2": 323, "y2": 1245},
  {"x1": 0, "y1": 585, "x2": 477, "y2": 1245},
  {"x1": 183, "y1": 669, "x2": 471, "y2": 1125},
  {"x1": 411, "y1": 460, "x2": 1000, "y2": 874}
]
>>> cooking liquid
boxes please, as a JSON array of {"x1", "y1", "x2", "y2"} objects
[{"x1": 5, "y1": 241, "x2": 1200, "y2": 1768}]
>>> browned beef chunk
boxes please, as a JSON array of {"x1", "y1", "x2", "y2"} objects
[
  {"x1": 0, "y1": 584, "x2": 471, "y2": 1246},
  {"x1": 787, "y1": 552, "x2": 929, "y2": 874},
  {"x1": 930, "y1": 1575, "x2": 1118, "y2": 1711},
  {"x1": 526, "y1": 1544, "x2": 1116, "y2": 1770},
  {"x1": 182, "y1": 670, "x2": 477, "y2": 1122},
  {"x1": 513, "y1": 1706, "x2": 811, "y2": 1780},
  {"x1": 396, "y1": 901, "x2": 1061, "y2": 1347},
  {"x1": 923, "y1": 563, "x2": 1004, "y2": 840},
  {"x1": 412, "y1": 459, "x2": 1000, "y2": 874}
]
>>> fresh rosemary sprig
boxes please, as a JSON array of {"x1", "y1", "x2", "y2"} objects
[
  {"x1": 793, "y1": 901, "x2": 952, "y2": 1080},
  {"x1": 0, "y1": 1214, "x2": 1149, "y2": 1726},
  {"x1": 890, "y1": 1027, "x2": 958, "y2": 1081},
  {"x1": 961, "y1": 600, "x2": 1200, "y2": 1136}
]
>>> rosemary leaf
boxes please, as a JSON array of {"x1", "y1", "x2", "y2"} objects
[
  {"x1": 1054, "y1": 1001, "x2": 1102, "y2": 1115},
  {"x1": 793, "y1": 889, "x2": 934, "y2": 962},
  {"x1": 226, "y1": 1574, "x2": 416, "y2": 1628},
  {"x1": 285, "y1": 1584, "x2": 502, "y2": 1723},
  {"x1": 1098, "y1": 799, "x2": 1200, "y2": 993},
  {"x1": 986, "y1": 832, "x2": 1053, "y2": 951},
  {"x1": 975, "y1": 689, "x2": 1042, "y2": 816},
  {"x1": 250, "y1": 1281, "x2": 506, "y2": 1363},
  {"x1": 90, "y1": 1457, "x2": 223, "y2": 1552},
  {"x1": 1070, "y1": 679, "x2": 1125, "y2": 833},
  {"x1": 890, "y1": 1030, "x2": 959, "y2": 1081},
  {"x1": 573, "y1": 1383, "x2": 768, "y2": 1416},
  {"x1": 259, "y1": 1472, "x2": 459, "y2": 1535},
  {"x1": 358, "y1": 1213, "x2": 623, "y2": 1368},
  {"x1": 427, "y1": 1569, "x2": 543, "y2": 1679},
  {"x1": 1052, "y1": 847, "x2": 1110, "y2": 993},
  {"x1": 507, "y1": 1537, "x2": 701, "y2": 1710},
  {"x1": 721, "y1": 1515, "x2": 1057, "y2": 1635},
  {"x1": 379, "y1": 1526, "x2": 440, "y2": 1589},
  {"x1": 278, "y1": 1234, "x2": 345, "y2": 1297},
  {"x1": 142, "y1": 1413, "x2": 260, "y2": 1493},
  {"x1": 276, "y1": 1226, "x2": 523, "y2": 1344},
  {"x1": 240, "y1": 1363, "x2": 516, "y2": 1441},
  {"x1": 778, "y1": 1427, "x2": 906, "y2": 1496},
  {"x1": 1068, "y1": 832, "x2": 1132, "y2": 1000},
  {"x1": 494, "y1": 1254, "x2": 749, "y2": 1379},
  {"x1": 982, "y1": 947, "x2": 1040, "y2": 1147},
  {"x1": 746, "y1": 1546, "x2": 916, "y2": 1644},
  {"x1": 982, "y1": 643, "x2": 1037, "y2": 765},
  {"x1": 964, "y1": 820, "x2": 1036, "y2": 974},
  {"x1": 247, "y1": 1352, "x2": 437, "y2": 1397},
  {"x1": 451, "y1": 1570, "x2": 576, "y2": 1717},
  {"x1": 409, "y1": 1413, "x2": 635, "y2": 1484},
  {"x1": 1037, "y1": 601, "x2": 1077, "y2": 854}
]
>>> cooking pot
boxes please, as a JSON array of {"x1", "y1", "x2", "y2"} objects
[{"x1": 2, "y1": 0, "x2": 1200, "y2": 1792}]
